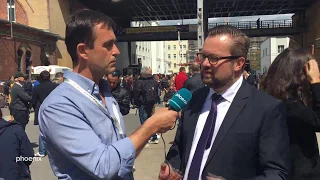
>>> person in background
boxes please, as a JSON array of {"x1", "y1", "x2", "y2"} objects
[
  {"x1": 23, "y1": 75, "x2": 33, "y2": 97},
  {"x1": 32, "y1": 76, "x2": 41, "y2": 92},
  {"x1": 260, "y1": 48, "x2": 320, "y2": 180},
  {"x1": 183, "y1": 62, "x2": 205, "y2": 92},
  {"x1": 175, "y1": 67, "x2": 188, "y2": 91},
  {"x1": 133, "y1": 67, "x2": 159, "y2": 144},
  {"x1": 0, "y1": 108, "x2": 34, "y2": 180},
  {"x1": 163, "y1": 85, "x2": 176, "y2": 107},
  {"x1": 10, "y1": 72, "x2": 32, "y2": 130},
  {"x1": 107, "y1": 70, "x2": 131, "y2": 116},
  {"x1": 52, "y1": 72, "x2": 64, "y2": 84},
  {"x1": 31, "y1": 70, "x2": 59, "y2": 157},
  {"x1": 154, "y1": 74, "x2": 161, "y2": 104},
  {"x1": 243, "y1": 70, "x2": 256, "y2": 87}
]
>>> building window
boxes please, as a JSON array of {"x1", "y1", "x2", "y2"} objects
[
  {"x1": 7, "y1": 0, "x2": 15, "y2": 22},
  {"x1": 168, "y1": 54, "x2": 171, "y2": 59},
  {"x1": 183, "y1": 54, "x2": 186, "y2": 58},
  {"x1": 180, "y1": 54, "x2": 182, "y2": 58},
  {"x1": 168, "y1": 45, "x2": 170, "y2": 50},
  {"x1": 278, "y1": 45, "x2": 284, "y2": 53},
  {"x1": 173, "y1": 54, "x2": 176, "y2": 59},
  {"x1": 183, "y1": 45, "x2": 186, "y2": 50},
  {"x1": 180, "y1": 45, "x2": 182, "y2": 49},
  {"x1": 174, "y1": 63, "x2": 177, "y2": 68},
  {"x1": 173, "y1": 45, "x2": 176, "y2": 50}
]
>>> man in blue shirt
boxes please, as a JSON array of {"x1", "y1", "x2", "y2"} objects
[{"x1": 38, "y1": 9, "x2": 179, "y2": 180}]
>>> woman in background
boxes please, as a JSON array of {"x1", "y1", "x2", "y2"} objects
[{"x1": 260, "y1": 48, "x2": 320, "y2": 180}]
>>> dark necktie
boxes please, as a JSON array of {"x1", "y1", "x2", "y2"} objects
[{"x1": 187, "y1": 93, "x2": 223, "y2": 180}]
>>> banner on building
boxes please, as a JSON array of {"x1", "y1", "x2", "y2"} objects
[{"x1": 126, "y1": 26, "x2": 177, "y2": 34}]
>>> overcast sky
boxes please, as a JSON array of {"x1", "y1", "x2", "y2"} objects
[{"x1": 158, "y1": 14, "x2": 294, "y2": 25}]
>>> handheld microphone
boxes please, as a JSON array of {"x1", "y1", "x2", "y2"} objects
[
  {"x1": 161, "y1": 88, "x2": 192, "y2": 173},
  {"x1": 168, "y1": 88, "x2": 192, "y2": 112}
]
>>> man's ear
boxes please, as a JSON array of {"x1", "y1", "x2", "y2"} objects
[
  {"x1": 234, "y1": 57, "x2": 245, "y2": 72},
  {"x1": 76, "y1": 43, "x2": 89, "y2": 60}
]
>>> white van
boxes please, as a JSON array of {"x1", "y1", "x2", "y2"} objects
[{"x1": 31, "y1": 65, "x2": 71, "y2": 80}]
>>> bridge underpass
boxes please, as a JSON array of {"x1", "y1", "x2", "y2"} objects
[
  {"x1": 77, "y1": 0, "x2": 320, "y2": 67},
  {"x1": 116, "y1": 19, "x2": 304, "y2": 42},
  {"x1": 79, "y1": 0, "x2": 315, "y2": 50}
]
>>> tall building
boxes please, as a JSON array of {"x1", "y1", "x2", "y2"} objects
[
  {"x1": 0, "y1": 0, "x2": 87, "y2": 82},
  {"x1": 260, "y1": 37, "x2": 290, "y2": 74},
  {"x1": 167, "y1": 40, "x2": 189, "y2": 73},
  {"x1": 115, "y1": 21, "x2": 170, "y2": 75},
  {"x1": 247, "y1": 37, "x2": 266, "y2": 73},
  {"x1": 187, "y1": 40, "x2": 198, "y2": 63}
]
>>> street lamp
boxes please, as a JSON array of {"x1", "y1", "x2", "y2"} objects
[{"x1": 9, "y1": 0, "x2": 13, "y2": 39}]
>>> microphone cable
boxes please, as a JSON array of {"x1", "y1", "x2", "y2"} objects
[
  {"x1": 161, "y1": 133, "x2": 172, "y2": 179},
  {"x1": 160, "y1": 119, "x2": 179, "y2": 179}
]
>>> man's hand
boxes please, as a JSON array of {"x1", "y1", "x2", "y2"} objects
[
  {"x1": 148, "y1": 108, "x2": 179, "y2": 133},
  {"x1": 305, "y1": 59, "x2": 320, "y2": 84},
  {"x1": 158, "y1": 163, "x2": 182, "y2": 180},
  {"x1": 129, "y1": 108, "x2": 179, "y2": 156}
]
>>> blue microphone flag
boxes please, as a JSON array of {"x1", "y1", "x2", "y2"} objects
[{"x1": 169, "y1": 88, "x2": 192, "y2": 111}]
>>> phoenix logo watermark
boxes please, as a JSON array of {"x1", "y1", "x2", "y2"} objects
[{"x1": 16, "y1": 156, "x2": 42, "y2": 163}]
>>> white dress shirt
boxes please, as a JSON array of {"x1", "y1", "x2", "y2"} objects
[{"x1": 183, "y1": 76, "x2": 243, "y2": 180}]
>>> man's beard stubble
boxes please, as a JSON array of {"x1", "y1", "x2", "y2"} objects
[{"x1": 201, "y1": 68, "x2": 234, "y2": 90}]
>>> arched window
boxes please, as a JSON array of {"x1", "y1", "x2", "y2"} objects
[{"x1": 7, "y1": 0, "x2": 15, "y2": 22}]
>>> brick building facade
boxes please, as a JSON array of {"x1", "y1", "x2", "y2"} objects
[
  {"x1": 0, "y1": 0, "x2": 89, "y2": 92},
  {"x1": 0, "y1": 0, "x2": 59, "y2": 88}
]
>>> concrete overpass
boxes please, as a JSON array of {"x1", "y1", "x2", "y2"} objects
[
  {"x1": 116, "y1": 19, "x2": 304, "y2": 41},
  {"x1": 77, "y1": 0, "x2": 320, "y2": 59},
  {"x1": 78, "y1": 0, "x2": 315, "y2": 22},
  {"x1": 78, "y1": 0, "x2": 315, "y2": 50}
]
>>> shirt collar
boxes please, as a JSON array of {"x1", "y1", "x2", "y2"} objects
[
  {"x1": 15, "y1": 82, "x2": 23, "y2": 87},
  {"x1": 207, "y1": 75, "x2": 243, "y2": 103},
  {"x1": 63, "y1": 70, "x2": 111, "y2": 94}
]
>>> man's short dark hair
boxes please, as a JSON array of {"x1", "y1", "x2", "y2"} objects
[
  {"x1": 40, "y1": 70, "x2": 50, "y2": 81},
  {"x1": 65, "y1": 9, "x2": 116, "y2": 66},
  {"x1": 179, "y1": 67, "x2": 185, "y2": 72},
  {"x1": 191, "y1": 62, "x2": 200, "y2": 72},
  {"x1": 207, "y1": 25, "x2": 250, "y2": 59},
  {"x1": 55, "y1": 72, "x2": 63, "y2": 78}
]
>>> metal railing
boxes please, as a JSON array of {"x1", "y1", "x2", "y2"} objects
[
  {"x1": 208, "y1": 20, "x2": 295, "y2": 30},
  {"x1": 116, "y1": 19, "x2": 297, "y2": 35}
]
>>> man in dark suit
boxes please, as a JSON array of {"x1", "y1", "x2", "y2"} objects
[
  {"x1": 160, "y1": 25, "x2": 290, "y2": 180},
  {"x1": 10, "y1": 72, "x2": 32, "y2": 130},
  {"x1": 183, "y1": 62, "x2": 205, "y2": 92},
  {"x1": 31, "y1": 70, "x2": 58, "y2": 157}
]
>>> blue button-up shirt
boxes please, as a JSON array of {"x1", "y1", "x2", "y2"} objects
[{"x1": 38, "y1": 71, "x2": 135, "y2": 180}]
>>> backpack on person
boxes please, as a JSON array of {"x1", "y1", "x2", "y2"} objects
[
  {"x1": 161, "y1": 79, "x2": 169, "y2": 89},
  {"x1": 141, "y1": 80, "x2": 157, "y2": 104}
]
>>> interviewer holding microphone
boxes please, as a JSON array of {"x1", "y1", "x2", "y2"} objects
[{"x1": 38, "y1": 9, "x2": 178, "y2": 180}]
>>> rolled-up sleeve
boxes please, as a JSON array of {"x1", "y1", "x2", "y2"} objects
[{"x1": 39, "y1": 102, "x2": 136, "y2": 179}]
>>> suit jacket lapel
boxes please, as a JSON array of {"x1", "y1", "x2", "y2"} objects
[
  {"x1": 205, "y1": 81, "x2": 251, "y2": 167},
  {"x1": 184, "y1": 86, "x2": 210, "y2": 165}
]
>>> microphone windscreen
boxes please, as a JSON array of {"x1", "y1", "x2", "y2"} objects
[{"x1": 169, "y1": 88, "x2": 192, "y2": 111}]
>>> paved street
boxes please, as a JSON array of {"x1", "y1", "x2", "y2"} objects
[{"x1": 1, "y1": 106, "x2": 176, "y2": 180}]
